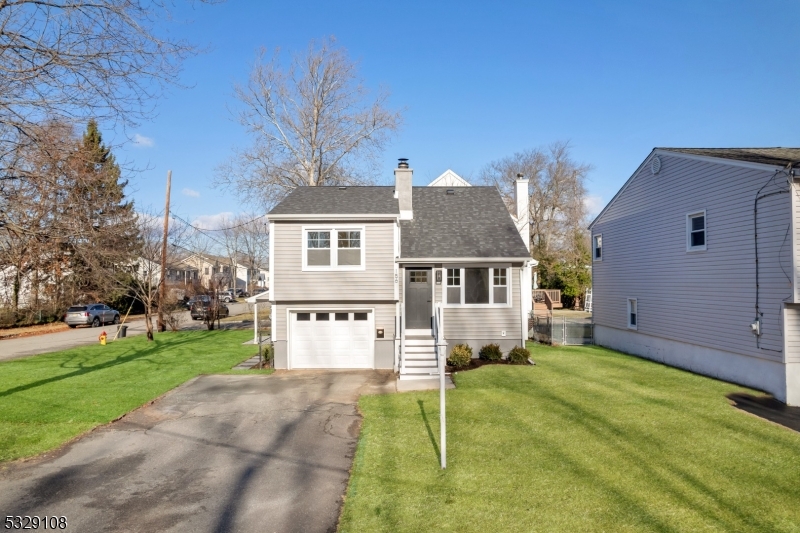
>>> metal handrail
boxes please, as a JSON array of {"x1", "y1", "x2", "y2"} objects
[{"x1": 400, "y1": 302, "x2": 406, "y2": 374}]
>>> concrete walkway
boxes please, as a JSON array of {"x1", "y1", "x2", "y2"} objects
[{"x1": 0, "y1": 371, "x2": 395, "y2": 533}]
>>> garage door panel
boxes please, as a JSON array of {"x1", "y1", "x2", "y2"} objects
[{"x1": 291, "y1": 310, "x2": 373, "y2": 369}]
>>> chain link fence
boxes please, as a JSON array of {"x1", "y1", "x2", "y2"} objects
[{"x1": 530, "y1": 314, "x2": 593, "y2": 346}]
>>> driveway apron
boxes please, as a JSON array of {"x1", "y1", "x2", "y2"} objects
[{"x1": 0, "y1": 370, "x2": 394, "y2": 533}]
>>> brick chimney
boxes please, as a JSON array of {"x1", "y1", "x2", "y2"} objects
[
  {"x1": 395, "y1": 158, "x2": 413, "y2": 220},
  {"x1": 515, "y1": 173, "x2": 530, "y2": 251}
]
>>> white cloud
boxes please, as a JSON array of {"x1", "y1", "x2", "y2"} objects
[
  {"x1": 132, "y1": 133, "x2": 155, "y2": 148},
  {"x1": 584, "y1": 195, "x2": 604, "y2": 217},
  {"x1": 192, "y1": 212, "x2": 234, "y2": 230},
  {"x1": 182, "y1": 188, "x2": 200, "y2": 198}
]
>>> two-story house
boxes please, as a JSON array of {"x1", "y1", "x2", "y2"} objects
[
  {"x1": 260, "y1": 159, "x2": 535, "y2": 379},
  {"x1": 590, "y1": 148, "x2": 800, "y2": 405}
]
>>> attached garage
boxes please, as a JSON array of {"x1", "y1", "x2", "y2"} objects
[{"x1": 289, "y1": 310, "x2": 374, "y2": 369}]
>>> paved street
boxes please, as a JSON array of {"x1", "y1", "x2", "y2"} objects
[
  {"x1": 0, "y1": 371, "x2": 394, "y2": 533},
  {"x1": 0, "y1": 303, "x2": 251, "y2": 361}
]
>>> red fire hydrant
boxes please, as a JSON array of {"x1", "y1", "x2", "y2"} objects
[{"x1": 99, "y1": 331, "x2": 107, "y2": 346}]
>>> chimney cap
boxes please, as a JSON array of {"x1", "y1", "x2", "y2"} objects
[{"x1": 398, "y1": 158, "x2": 409, "y2": 169}]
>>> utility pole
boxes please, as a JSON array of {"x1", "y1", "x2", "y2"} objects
[{"x1": 157, "y1": 170, "x2": 172, "y2": 333}]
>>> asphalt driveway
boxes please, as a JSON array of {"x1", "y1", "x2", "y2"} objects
[{"x1": 0, "y1": 371, "x2": 394, "y2": 533}]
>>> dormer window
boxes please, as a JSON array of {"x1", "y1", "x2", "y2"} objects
[{"x1": 303, "y1": 226, "x2": 365, "y2": 271}]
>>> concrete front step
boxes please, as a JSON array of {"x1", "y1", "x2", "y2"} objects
[{"x1": 398, "y1": 372, "x2": 440, "y2": 380}]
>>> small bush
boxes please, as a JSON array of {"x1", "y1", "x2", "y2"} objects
[
  {"x1": 447, "y1": 344, "x2": 472, "y2": 369},
  {"x1": 479, "y1": 343, "x2": 502, "y2": 361},
  {"x1": 507, "y1": 345, "x2": 531, "y2": 364}
]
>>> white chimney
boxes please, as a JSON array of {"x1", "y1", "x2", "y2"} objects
[
  {"x1": 395, "y1": 158, "x2": 413, "y2": 220},
  {"x1": 515, "y1": 173, "x2": 530, "y2": 252}
]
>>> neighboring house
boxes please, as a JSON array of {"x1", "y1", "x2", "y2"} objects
[
  {"x1": 180, "y1": 254, "x2": 266, "y2": 291},
  {"x1": 132, "y1": 257, "x2": 198, "y2": 286},
  {"x1": 589, "y1": 148, "x2": 800, "y2": 405},
  {"x1": 427, "y1": 169, "x2": 472, "y2": 187},
  {"x1": 257, "y1": 159, "x2": 535, "y2": 378}
]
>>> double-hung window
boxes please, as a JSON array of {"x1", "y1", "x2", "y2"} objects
[
  {"x1": 304, "y1": 227, "x2": 364, "y2": 270},
  {"x1": 593, "y1": 234, "x2": 602, "y2": 261},
  {"x1": 445, "y1": 267, "x2": 510, "y2": 307},
  {"x1": 687, "y1": 211, "x2": 706, "y2": 251},
  {"x1": 627, "y1": 298, "x2": 638, "y2": 329}
]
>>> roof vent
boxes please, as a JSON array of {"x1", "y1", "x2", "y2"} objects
[
  {"x1": 398, "y1": 158, "x2": 409, "y2": 169},
  {"x1": 338, "y1": 186, "x2": 347, "y2": 190},
  {"x1": 446, "y1": 189, "x2": 455, "y2": 195}
]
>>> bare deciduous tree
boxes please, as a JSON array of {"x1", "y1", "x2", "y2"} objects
[
  {"x1": 481, "y1": 141, "x2": 593, "y2": 307},
  {"x1": 0, "y1": 0, "x2": 220, "y2": 189},
  {"x1": 481, "y1": 141, "x2": 591, "y2": 259},
  {"x1": 215, "y1": 37, "x2": 402, "y2": 210}
]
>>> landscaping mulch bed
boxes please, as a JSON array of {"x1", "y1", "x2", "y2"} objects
[{"x1": 447, "y1": 359, "x2": 531, "y2": 373}]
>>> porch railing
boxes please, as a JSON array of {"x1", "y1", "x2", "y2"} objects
[
  {"x1": 400, "y1": 301, "x2": 406, "y2": 374},
  {"x1": 533, "y1": 289, "x2": 562, "y2": 310}
]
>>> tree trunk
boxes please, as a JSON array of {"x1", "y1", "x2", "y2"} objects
[{"x1": 144, "y1": 309, "x2": 154, "y2": 341}]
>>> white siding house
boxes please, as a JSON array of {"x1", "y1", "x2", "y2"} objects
[{"x1": 590, "y1": 148, "x2": 800, "y2": 405}]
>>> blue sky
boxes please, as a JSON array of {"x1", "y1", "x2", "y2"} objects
[{"x1": 111, "y1": 0, "x2": 800, "y2": 226}]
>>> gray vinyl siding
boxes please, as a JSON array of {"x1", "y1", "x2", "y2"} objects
[
  {"x1": 592, "y1": 153, "x2": 792, "y2": 363},
  {"x1": 272, "y1": 220, "x2": 396, "y2": 301},
  {"x1": 435, "y1": 265, "x2": 522, "y2": 342},
  {"x1": 273, "y1": 302, "x2": 396, "y2": 342}
]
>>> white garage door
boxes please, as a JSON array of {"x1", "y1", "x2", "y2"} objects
[{"x1": 291, "y1": 311, "x2": 373, "y2": 368}]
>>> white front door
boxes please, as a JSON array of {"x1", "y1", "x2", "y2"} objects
[{"x1": 291, "y1": 311, "x2": 373, "y2": 368}]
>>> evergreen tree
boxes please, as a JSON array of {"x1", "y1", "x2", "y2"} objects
[{"x1": 62, "y1": 120, "x2": 140, "y2": 300}]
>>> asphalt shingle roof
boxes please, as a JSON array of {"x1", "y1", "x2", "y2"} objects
[
  {"x1": 660, "y1": 148, "x2": 800, "y2": 167},
  {"x1": 400, "y1": 187, "x2": 530, "y2": 259},
  {"x1": 268, "y1": 186, "x2": 399, "y2": 215}
]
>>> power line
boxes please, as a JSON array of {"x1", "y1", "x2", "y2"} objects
[{"x1": 173, "y1": 212, "x2": 267, "y2": 232}]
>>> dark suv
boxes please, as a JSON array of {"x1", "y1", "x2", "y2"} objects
[{"x1": 190, "y1": 299, "x2": 229, "y2": 321}]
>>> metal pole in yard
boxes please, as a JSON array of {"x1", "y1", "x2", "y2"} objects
[{"x1": 439, "y1": 341, "x2": 446, "y2": 469}]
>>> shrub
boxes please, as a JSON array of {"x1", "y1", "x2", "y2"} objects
[
  {"x1": 479, "y1": 343, "x2": 502, "y2": 361},
  {"x1": 507, "y1": 345, "x2": 531, "y2": 364},
  {"x1": 447, "y1": 344, "x2": 472, "y2": 369}
]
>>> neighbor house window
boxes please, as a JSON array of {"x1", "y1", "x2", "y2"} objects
[
  {"x1": 593, "y1": 234, "x2": 602, "y2": 261},
  {"x1": 304, "y1": 227, "x2": 364, "y2": 270},
  {"x1": 204, "y1": 267, "x2": 209, "y2": 275},
  {"x1": 687, "y1": 211, "x2": 706, "y2": 251},
  {"x1": 627, "y1": 298, "x2": 638, "y2": 329},
  {"x1": 445, "y1": 268, "x2": 510, "y2": 306}
]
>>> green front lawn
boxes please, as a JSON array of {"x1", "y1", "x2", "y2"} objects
[
  {"x1": 340, "y1": 343, "x2": 800, "y2": 532},
  {"x1": 0, "y1": 330, "x2": 263, "y2": 463}
]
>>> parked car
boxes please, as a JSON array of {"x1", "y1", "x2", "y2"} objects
[
  {"x1": 252, "y1": 287, "x2": 267, "y2": 295},
  {"x1": 218, "y1": 291, "x2": 236, "y2": 303},
  {"x1": 190, "y1": 300, "x2": 229, "y2": 321},
  {"x1": 184, "y1": 295, "x2": 211, "y2": 310},
  {"x1": 65, "y1": 304, "x2": 120, "y2": 328}
]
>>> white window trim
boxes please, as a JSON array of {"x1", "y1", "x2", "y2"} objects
[
  {"x1": 302, "y1": 225, "x2": 366, "y2": 271},
  {"x1": 442, "y1": 267, "x2": 512, "y2": 308},
  {"x1": 627, "y1": 298, "x2": 638, "y2": 330},
  {"x1": 593, "y1": 234, "x2": 602, "y2": 262},
  {"x1": 686, "y1": 210, "x2": 707, "y2": 252}
]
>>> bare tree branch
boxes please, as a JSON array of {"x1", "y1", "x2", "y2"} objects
[{"x1": 215, "y1": 37, "x2": 403, "y2": 210}]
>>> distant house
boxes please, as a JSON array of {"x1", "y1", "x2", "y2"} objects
[
  {"x1": 589, "y1": 148, "x2": 800, "y2": 405},
  {"x1": 255, "y1": 160, "x2": 535, "y2": 376},
  {"x1": 180, "y1": 253, "x2": 267, "y2": 292},
  {"x1": 427, "y1": 169, "x2": 472, "y2": 187}
]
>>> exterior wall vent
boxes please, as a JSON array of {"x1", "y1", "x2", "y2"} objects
[
  {"x1": 446, "y1": 189, "x2": 455, "y2": 195},
  {"x1": 651, "y1": 155, "x2": 662, "y2": 175}
]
